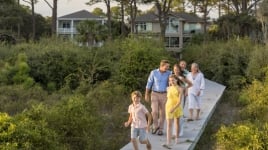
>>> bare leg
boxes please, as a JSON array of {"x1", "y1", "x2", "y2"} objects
[
  {"x1": 140, "y1": 139, "x2": 151, "y2": 150},
  {"x1": 189, "y1": 108, "x2": 193, "y2": 120},
  {"x1": 166, "y1": 119, "x2": 173, "y2": 145},
  {"x1": 196, "y1": 109, "x2": 200, "y2": 120},
  {"x1": 174, "y1": 118, "x2": 180, "y2": 144},
  {"x1": 131, "y1": 138, "x2": 139, "y2": 150}
]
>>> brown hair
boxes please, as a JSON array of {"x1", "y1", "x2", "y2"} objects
[
  {"x1": 169, "y1": 74, "x2": 179, "y2": 80},
  {"x1": 131, "y1": 90, "x2": 142, "y2": 98},
  {"x1": 160, "y1": 60, "x2": 169, "y2": 67}
]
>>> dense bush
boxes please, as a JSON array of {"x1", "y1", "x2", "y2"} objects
[
  {"x1": 0, "y1": 37, "x2": 170, "y2": 149},
  {"x1": 183, "y1": 38, "x2": 253, "y2": 88},
  {"x1": 116, "y1": 38, "x2": 175, "y2": 91},
  {"x1": 216, "y1": 123, "x2": 268, "y2": 150},
  {"x1": 246, "y1": 45, "x2": 268, "y2": 81},
  {"x1": 0, "y1": 112, "x2": 61, "y2": 149}
]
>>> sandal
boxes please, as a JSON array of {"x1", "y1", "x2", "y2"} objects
[
  {"x1": 187, "y1": 118, "x2": 194, "y2": 122},
  {"x1": 146, "y1": 140, "x2": 152, "y2": 150},
  {"x1": 152, "y1": 127, "x2": 159, "y2": 134},
  {"x1": 158, "y1": 130, "x2": 163, "y2": 136},
  {"x1": 162, "y1": 144, "x2": 172, "y2": 149}
]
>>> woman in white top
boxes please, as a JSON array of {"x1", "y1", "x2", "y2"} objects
[{"x1": 186, "y1": 63, "x2": 205, "y2": 121}]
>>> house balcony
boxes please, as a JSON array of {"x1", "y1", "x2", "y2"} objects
[{"x1": 57, "y1": 28, "x2": 78, "y2": 34}]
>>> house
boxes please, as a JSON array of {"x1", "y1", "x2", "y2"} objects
[
  {"x1": 135, "y1": 12, "x2": 204, "y2": 52},
  {"x1": 57, "y1": 10, "x2": 106, "y2": 39}
]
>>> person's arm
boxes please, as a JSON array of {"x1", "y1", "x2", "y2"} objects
[
  {"x1": 197, "y1": 73, "x2": 205, "y2": 96},
  {"x1": 145, "y1": 112, "x2": 152, "y2": 132},
  {"x1": 200, "y1": 73, "x2": 205, "y2": 90},
  {"x1": 124, "y1": 113, "x2": 132, "y2": 127},
  {"x1": 170, "y1": 87, "x2": 183, "y2": 113},
  {"x1": 179, "y1": 76, "x2": 193, "y2": 88},
  {"x1": 145, "y1": 71, "x2": 154, "y2": 102}
]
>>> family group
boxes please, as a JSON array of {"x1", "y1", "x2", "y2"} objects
[{"x1": 124, "y1": 60, "x2": 205, "y2": 150}]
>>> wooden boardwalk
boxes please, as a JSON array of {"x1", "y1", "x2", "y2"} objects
[{"x1": 121, "y1": 79, "x2": 226, "y2": 150}]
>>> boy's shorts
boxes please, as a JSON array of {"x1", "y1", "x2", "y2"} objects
[{"x1": 131, "y1": 127, "x2": 147, "y2": 141}]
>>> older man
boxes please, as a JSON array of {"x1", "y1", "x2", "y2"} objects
[{"x1": 145, "y1": 60, "x2": 171, "y2": 136}]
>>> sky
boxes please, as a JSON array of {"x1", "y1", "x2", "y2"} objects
[
  {"x1": 20, "y1": 0, "x2": 218, "y2": 19},
  {"x1": 20, "y1": 0, "x2": 153, "y2": 17}
]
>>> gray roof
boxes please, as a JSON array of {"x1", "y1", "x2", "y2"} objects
[
  {"x1": 58, "y1": 10, "x2": 101, "y2": 19},
  {"x1": 136, "y1": 12, "x2": 203, "y2": 23}
]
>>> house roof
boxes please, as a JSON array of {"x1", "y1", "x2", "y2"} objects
[
  {"x1": 58, "y1": 10, "x2": 102, "y2": 19},
  {"x1": 136, "y1": 12, "x2": 203, "y2": 23}
]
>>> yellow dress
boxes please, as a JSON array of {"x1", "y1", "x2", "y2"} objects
[{"x1": 166, "y1": 85, "x2": 183, "y2": 119}]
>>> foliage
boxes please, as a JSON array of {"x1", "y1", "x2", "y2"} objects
[
  {"x1": 246, "y1": 45, "x2": 268, "y2": 81},
  {"x1": 116, "y1": 38, "x2": 174, "y2": 91},
  {"x1": 0, "y1": 111, "x2": 61, "y2": 149},
  {"x1": 0, "y1": 53, "x2": 34, "y2": 88},
  {"x1": 92, "y1": 7, "x2": 106, "y2": 16},
  {"x1": 239, "y1": 76, "x2": 268, "y2": 122},
  {"x1": 76, "y1": 20, "x2": 108, "y2": 46},
  {"x1": 216, "y1": 123, "x2": 268, "y2": 150},
  {"x1": 183, "y1": 38, "x2": 252, "y2": 88},
  {"x1": 215, "y1": 13, "x2": 260, "y2": 40}
]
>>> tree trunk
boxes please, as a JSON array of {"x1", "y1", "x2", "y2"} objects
[
  {"x1": 31, "y1": 0, "x2": 36, "y2": 40},
  {"x1": 120, "y1": 1, "x2": 125, "y2": 36},
  {"x1": 203, "y1": 1, "x2": 208, "y2": 34},
  {"x1": 129, "y1": 0, "x2": 135, "y2": 34},
  {"x1": 133, "y1": 0, "x2": 137, "y2": 34},
  {"x1": 51, "y1": 0, "x2": 57, "y2": 35},
  {"x1": 105, "y1": 0, "x2": 112, "y2": 38},
  {"x1": 241, "y1": 0, "x2": 247, "y2": 13}
]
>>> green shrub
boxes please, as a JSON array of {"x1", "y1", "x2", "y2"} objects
[
  {"x1": 216, "y1": 123, "x2": 268, "y2": 150},
  {"x1": 183, "y1": 38, "x2": 252, "y2": 88},
  {"x1": 246, "y1": 45, "x2": 268, "y2": 81},
  {"x1": 116, "y1": 38, "x2": 174, "y2": 91},
  {"x1": 0, "y1": 85, "x2": 49, "y2": 115},
  {"x1": 85, "y1": 81, "x2": 130, "y2": 149},
  {"x1": 46, "y1": 95, "x2": 103, "y2": 150},
  {"x1": 0, "y1": 111, "x2": 62, "y2": 150},
  {"x1": 239, "y1": 77, "x2": 268, "y2": 122}
]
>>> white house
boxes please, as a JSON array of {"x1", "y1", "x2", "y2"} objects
[
  {"x1": 57, "y1": 10, "x2": 106, "y2": 39},
  {"x1": 135, "y1": 12, "x2": 204, "y2": 52}
]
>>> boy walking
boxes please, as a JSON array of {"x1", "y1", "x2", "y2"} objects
[{"x1": 125, "y1": 91, "x2": 152, "y2": 150}]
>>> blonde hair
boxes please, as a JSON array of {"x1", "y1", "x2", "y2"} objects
[
  {"x1": 160, "y1": 60, "x2": 169, "y2": 67},
  {"x1": 131, "y1": 90, "x2": 142, "y2": 98}
]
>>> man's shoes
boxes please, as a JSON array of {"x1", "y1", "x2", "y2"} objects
[
  {"x1": 152, "y1": 127, "x2": 159, "y2": 134},
  {"x1": 157, "y1": 130, "x2": 163, "y2": 136}
]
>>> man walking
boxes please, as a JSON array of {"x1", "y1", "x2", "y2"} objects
[{"x1": 145, "y1": 60, "x2": 171, "y2": 136}]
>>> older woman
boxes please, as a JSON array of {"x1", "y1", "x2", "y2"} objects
[{"x1": 186, "y1": 63, "x2": 205, "y2": 121}]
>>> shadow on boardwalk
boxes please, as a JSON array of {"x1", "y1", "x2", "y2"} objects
[{"x1": 121, "y1": 79, "x2": 226, "y2": 150}]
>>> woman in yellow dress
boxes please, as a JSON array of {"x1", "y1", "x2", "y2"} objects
[{"x1": 163, "y1": 74, "x2": 183, "y2": 149}]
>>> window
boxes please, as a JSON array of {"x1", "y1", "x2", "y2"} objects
[
  {"x1": 62, "y1": 22, "x2": 70, "y2": 28},
  {"x1": 166, "y1": 17, "x2": 179, "y2": 33},
  {"x1": 135, "y1": 22, "x2": 152, "y2": 32},
  {"x1": 184, "y1": 23, "x2": 202, "y2": 34},
  {"x1": 165, "y1": 37, "x2": 179, "y2": 47}
]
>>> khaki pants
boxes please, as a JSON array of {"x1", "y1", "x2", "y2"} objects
[{"x1": 151, "y1": 92, "x2": 167, "y2": 130}]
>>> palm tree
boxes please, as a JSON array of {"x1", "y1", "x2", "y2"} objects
[{"x1": 76, "y1": 20, "x2": 108, "y2": 46}]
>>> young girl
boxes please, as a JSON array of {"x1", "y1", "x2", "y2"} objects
[
  {"x1": 124, "y1": 91, "x2": 152, "y2": 150},
  {"x1": 173, "y1": 64, "x2": 192, "y2": 137},
  {"x1": 163, "y1": 75, "x2": 183, "y2": 149}
]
